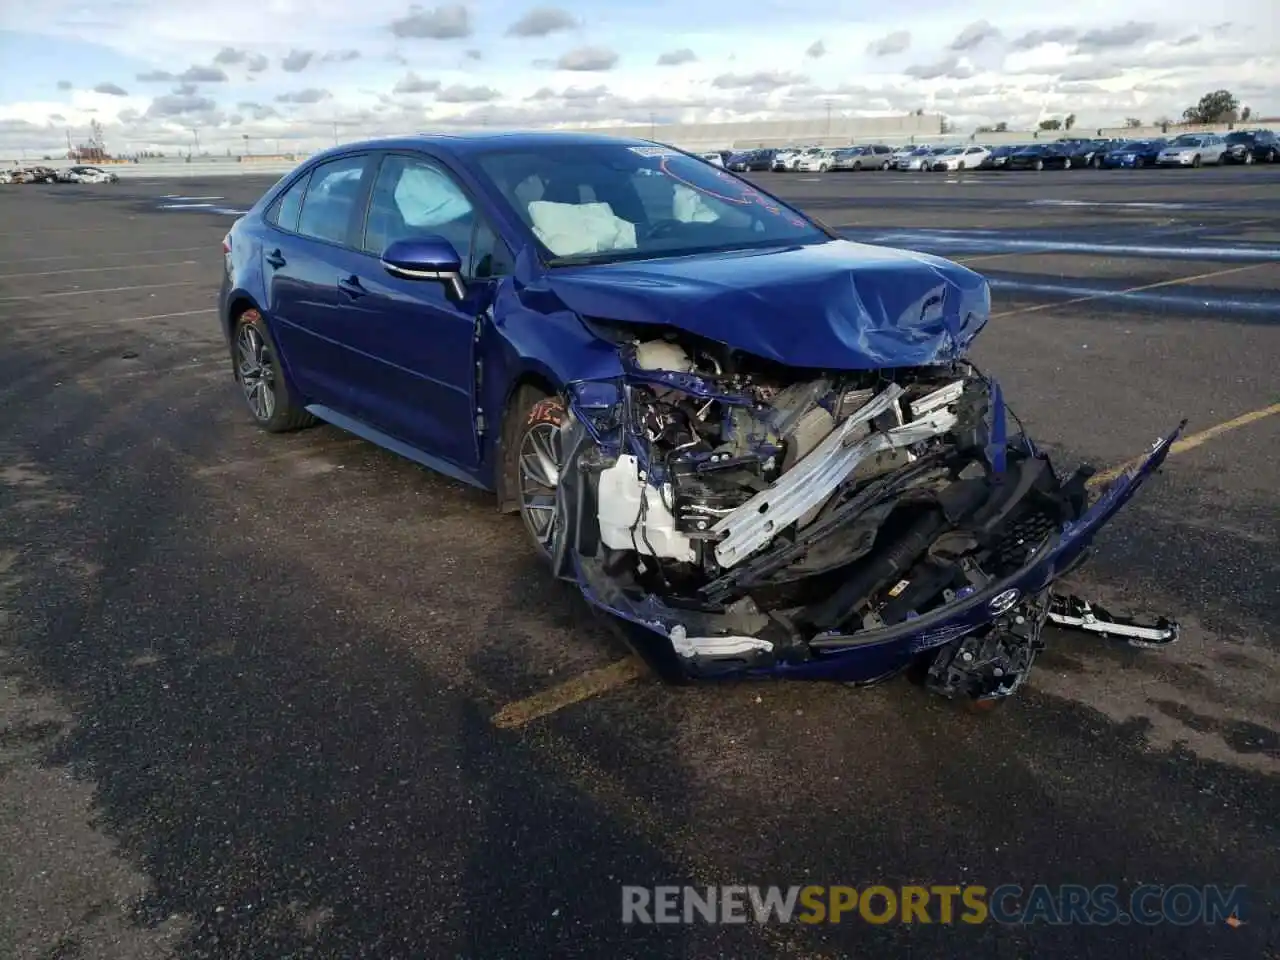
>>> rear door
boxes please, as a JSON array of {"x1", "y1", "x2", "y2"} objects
[
  {"x1": 327, "y1": 150, "x2": 514, "y2": 467},
  {"x1": 261, "y1": 153, "x2": 374, "y2": 411}
]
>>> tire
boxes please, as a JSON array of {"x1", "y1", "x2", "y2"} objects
[
  {"x1": 1063, "y1": 158, "x2": 1072, "y2": 170},
  {"x1": 882, "y1": 160, "x2": 890, "y2": 170},
  {"x1": 230, "y1": 308, "x2": 316, "y2": 433},
  {"x1": 1033, "y1": 159, "x2": 1044, "y2": 171},
  {"x1": 1192, "y1": 154, "x2": 1201, "y2": 168},
  {"x1": 503, "y1": 386, "x2": 565, "y2": 561},
  {"x1": 853, "y1": 162, "x2": 862, "y2": 171},
  {"x1": 1244, "y1": 151, "x2": 1254, "y2": 165}
]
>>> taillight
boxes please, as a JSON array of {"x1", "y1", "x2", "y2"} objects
[{"x1": 221, "y1": 233, "x2": 232, "y2": 255}]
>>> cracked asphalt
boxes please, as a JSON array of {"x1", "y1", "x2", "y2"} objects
[{"x1": 0, "y1": 164, "x2": 1277, "y2": 959}]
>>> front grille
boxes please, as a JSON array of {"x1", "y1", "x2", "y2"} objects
[{"x1": 991, "y1": 508, "x2": 1059, "y2": 571}]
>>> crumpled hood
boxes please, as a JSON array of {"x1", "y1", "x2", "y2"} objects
[{"x1": 538, "y1": 238, "x2": 991, "y2": 370}]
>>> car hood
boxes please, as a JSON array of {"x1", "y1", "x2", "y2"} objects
[{"x1": 536, "y1": 238, "x2": 991, "y2": 369}]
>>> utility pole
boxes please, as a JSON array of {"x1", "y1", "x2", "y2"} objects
[
  {"x1": 192, "y1": 128, "x2": 200, "y2": 156},
  {"x1": 649, "y1": 112, "x2": 655, "y2": 139},
  {"x1": 825, "y1": 100, "x2": 832, "y2": 136},
  {"x1": 333, "y1": 121, "x2": 339, "y2": 146}
]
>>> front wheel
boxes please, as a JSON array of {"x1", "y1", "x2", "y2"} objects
[
  {"x1": 231, "y1": 309, "x2": 316, "y2": 432},
  {"x1": 1033, "y1": 159, "x2": 1045, "y2": 171},
  {"x1": 507, "y1": 389, "x2": 565, "y2": 560},
  {"x1": 1063, "y1": 158, "x2": 1073, "y2": 170},
  {"x1": 1191, "y1": 154, "x2": 1201, "y2": 168}
]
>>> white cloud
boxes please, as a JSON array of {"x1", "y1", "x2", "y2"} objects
[{"x1": 1, "y1": 1, "x2": 1277, "y2": 156}]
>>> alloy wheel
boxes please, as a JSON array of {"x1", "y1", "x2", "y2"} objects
[
  {"x1": 518, "y1": 419, "x2": 563, "y2": 552},
  {"x1": 235, "y1": 323, "x2": 276, "y2": 421}
]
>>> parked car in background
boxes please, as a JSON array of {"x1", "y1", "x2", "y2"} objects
[
  {"x1": 699, "y1": 152, "x2": 726, "y2": 168},
  {"x1": 1048, "y1": 140, "x2": 1106, "y2": 169},
  {"x1": 14, "y1": 165, "x2": 58, "y2": 183},
  {"x1": 832, "y1": 144, "x2": 893, "y2": 171},
  {"x1": 1157, "y1": 134, "x2": 1227, "y2": 167},
  {"x1": 977, "y1": 144, "x2": 1025, "y2": 169},
  {"x1": 1100, "y1": 139, "x2": 1167, "y2": 168},
  {"x1": 56, "y1": 164, "x2": 121, "y2": 183},
  {"x1": 728, "y1": 149, "x2": 774, "y2": 172},
  {"x1": 929, "y1": 145, "x2": 991, "y2": 171},
  {"x1": 1221, "y1": 129, "x2": 1280, "y2": 164},
  {"x1": 899, "y1": 146, "x2": 946, "y2": 171},
  {"x1": 1006, "y1": 143, "x2": 1072, "y2": 171},
  {"x1": 796, "y1": 149, "x2": 838, "y2": 172},
  {"x1": 889, "y1": 144, "x2": 929, "y2": 169}
]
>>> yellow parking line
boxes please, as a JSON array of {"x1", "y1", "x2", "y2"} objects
[
  {"x1": 490, "y1": 401, "x2": 1280, "y2": 729},
  {"x1": 491, "y1": 656, "x2": 648, "y2": 729},
  {"x1": 1086, "y1": 402, "x2": 1280, "y2": 488}
]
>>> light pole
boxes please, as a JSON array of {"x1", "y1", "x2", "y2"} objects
[
  {"x1": 192, "y1": 128, "x2": 200, "y2": 157},
  {"x1": 825, "y1": 100, "x2": 832, "y2": 136},
  {"x1": 649, "y1": 112, "x2": 655, "y2": 139}
]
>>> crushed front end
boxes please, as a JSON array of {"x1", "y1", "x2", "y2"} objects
[{"x1": 545, "y1": 331, "x2": 1182, "y2": 704}]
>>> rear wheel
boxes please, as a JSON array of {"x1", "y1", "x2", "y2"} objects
[
  {"x1": 1033, "y1": 158, "x2": 1044, "y2": 171},
  {"x1": 1063, "y1": 158, "x2": 1073, "y2": 170},
  {"x1": 1191, "y1": 154, "x2": 1201, "y2": 168},
  {"x1": 231, "y1": 309, "x2": 315, "y2": 432}
]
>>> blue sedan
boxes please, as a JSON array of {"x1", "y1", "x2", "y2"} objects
[
  {"x1": 218, "y1": 132, "x2": 1180, "y2": 702},
  {"x1": 1101, "y1": 139, "x2": 1168, "y2": 168}
]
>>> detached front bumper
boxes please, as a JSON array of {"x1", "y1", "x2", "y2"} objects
[{"x1": 611, "y1": 422, "x2": 1181, "y2": 689}]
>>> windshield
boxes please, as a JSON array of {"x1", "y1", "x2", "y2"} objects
[
  {"x1": 1224, "y1": 132, "x2": 1251, "y2": 143},
  {"x1": 475, "y1": 143, "x2": 829, "y2": 266},
  {"x1": 942, "y1": 147, "x2": 963, "y2": 155},
  {"x1": 1171, "y1": 136, "x2": 1204, "y2": 146}
]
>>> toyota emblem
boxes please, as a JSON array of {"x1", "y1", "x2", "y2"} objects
[{"x1": 988, "y1": 588, "x2": 1022, "y2": 615}]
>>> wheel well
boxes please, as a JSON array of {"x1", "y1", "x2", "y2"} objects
[
  {"x1": 226, "y1": 296, "x2": 258, "y2": 336},
  {"x1": 495, "y1": 373, "x2": 559, "y2": 513}
]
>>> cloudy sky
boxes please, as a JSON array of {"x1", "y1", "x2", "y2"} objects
[{"x1": 0, "y1": 0, "x2": 1276, "y2": 155}]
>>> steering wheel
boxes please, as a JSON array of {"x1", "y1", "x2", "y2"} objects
[{"x1": 642, "y1": 218, "x2": 685, "y2": 240}]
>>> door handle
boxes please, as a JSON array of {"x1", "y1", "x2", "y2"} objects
[
  {"x1": 265, "y1": 249, "x2": 286, "y2": 269},
  {"x1": 337, "y1": 275, "x2": 366, "y2": 299}
]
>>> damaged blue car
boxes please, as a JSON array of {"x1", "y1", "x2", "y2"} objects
[{"x1": 219, "y1": 132, "x2": 1182, "y2": 704}]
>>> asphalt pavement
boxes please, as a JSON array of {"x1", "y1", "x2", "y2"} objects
[{"x1": 1, "y1": 164, "x2": 1277, "y2": 959}]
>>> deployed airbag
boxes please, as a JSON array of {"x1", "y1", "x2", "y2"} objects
[{"x1": 529, "y1": 200, "x2": 638, "y2": 257}]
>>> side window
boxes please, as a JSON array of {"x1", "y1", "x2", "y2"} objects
[
  {"x1": 296, "y1": 155, "x2": 369, "y2": 245},
  {"x1": 362, "y1": 154, "x2": 476, "y2": 267},
  {"x1": 267, "y1": 173, "x2": 310, "y2": 233},
  {"x1": 470, "y1": 218, "x2": 514, "y2": 279}
]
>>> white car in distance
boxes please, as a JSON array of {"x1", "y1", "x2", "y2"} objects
[
  {"x1": 929, "y1": 145, "x2": 991, "y2": 171},
  {"x1": 796, "y1": 149, "x2": 837, "y2": 172}
]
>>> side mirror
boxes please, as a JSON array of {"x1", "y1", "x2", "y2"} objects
[{"x1": 381, "y1": 237, "x2": 466, "y2": 300}]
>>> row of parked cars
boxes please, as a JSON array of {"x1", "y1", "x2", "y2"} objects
[
  {"x1": 720, "y1": 129, "x2": 1280, "y2": 174},
  {"x1": 0, "y1": 164, "x2": 121, "y2": 184}
]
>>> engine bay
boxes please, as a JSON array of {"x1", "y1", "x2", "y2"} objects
[{"x1": 549, "y1": 327, "x2": 1100, "y2": 687}]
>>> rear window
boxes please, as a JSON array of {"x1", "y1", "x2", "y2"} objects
[
  {"x1": 296, "y1": 155, "x2": 368, "y2": 245},
  {"x1": 268, "y1": 174, "x2": 310, "y2": 233}
]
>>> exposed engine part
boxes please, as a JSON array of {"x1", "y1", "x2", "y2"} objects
[
  {"x1": 634, "y1": 340, "x2": 695, "y2": 374},
  {"x1": 925, "y1": 591, "x2": 1051, "y2": 701},
  {"x1": 597, "y1": 454, "x2": 695, "y2": 562},
  {"x1": 551, "y1": 332, "x2": 1184, "y2": 703},
  {"x1": 711, "y1": 381, "x2": 965, "y2": 568}
]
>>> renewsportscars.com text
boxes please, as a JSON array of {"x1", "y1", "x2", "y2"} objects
[{"x1": 621, "y1": 884, "x2": 1249, "y2": 927}]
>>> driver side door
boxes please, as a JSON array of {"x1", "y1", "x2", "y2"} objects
[{"x1": 332, "y1": 151, "x2": 512, "y2": 469}]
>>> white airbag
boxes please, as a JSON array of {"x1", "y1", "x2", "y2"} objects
[
  {"x1": 528, "y1": 200, "x2": 637, "y2": 257},
  {"x1": 673, "y1": 184, "x2": 719, "y2": 223}
]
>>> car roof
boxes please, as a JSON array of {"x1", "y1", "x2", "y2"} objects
[{"x1": 304, "y1": 130, "x2": 661, "y2": 165}]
